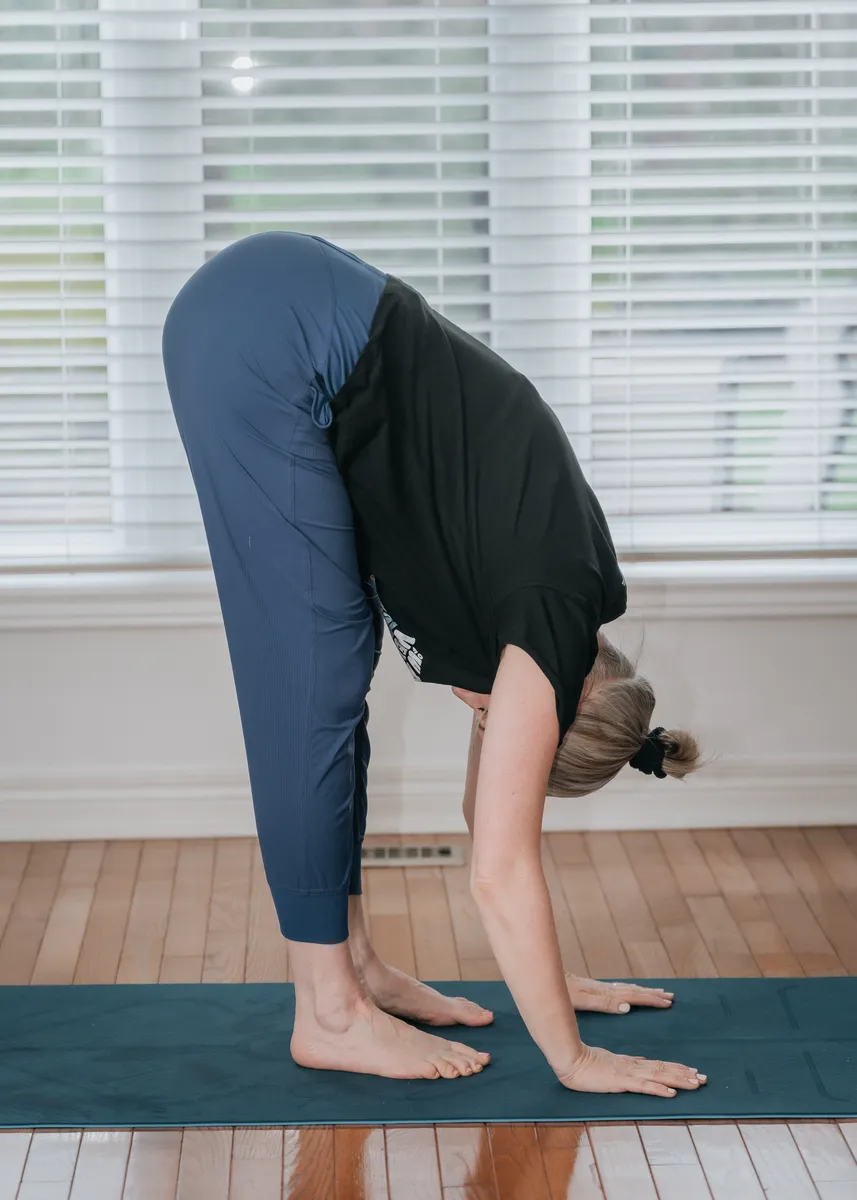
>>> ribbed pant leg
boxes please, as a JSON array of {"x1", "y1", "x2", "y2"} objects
[
  {"x1": 163, "y1": 287, "x2": 375, "y2": 946},
  {"x1": 349, "y1": 580, "x2": 385, "y2": 897}
]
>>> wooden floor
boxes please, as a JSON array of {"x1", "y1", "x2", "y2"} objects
[{"x1": 1, "y1": 828, "x2": 856, "y2": 1199}]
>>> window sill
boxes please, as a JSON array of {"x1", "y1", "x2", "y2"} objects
[
  {"x1": 0, "y1": 558, "x2": 855, "y2": 631},
  {"x1": 620, "y1": 557, "x2": 857, "y2": 620}
]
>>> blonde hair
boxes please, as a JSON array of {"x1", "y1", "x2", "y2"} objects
[{"x1": 547, "y1": 632, "x2": 703, "y2": 798}]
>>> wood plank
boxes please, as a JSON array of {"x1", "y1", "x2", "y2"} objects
[
  {"x1": 386, "y1": 1127, "x2": 442, "y2": 1200},
  {"x1": 399, "y1": 836, "x2": 460, "y2": 983},
  {"x1": 583, "y1": 832, "x2": 674, "y2": 977},
  {"x1": 838, "y1": 829, "x2": 857, "y2": 853},
  {"x1": 541, "y1": 839, "x2": 589, "y2": 977},
  {"x1": 116, "y1": 840, "x2": 179, "y2": 985},
  {"x1": 0, "y1": 1131, "x2": 31, "y2": 1200},
  {"x1": 790, "y1": 1123, "x2": 857, "y2": 1199},
  {"x1": 75, "y1": 842, "x2": 142, "y2": 985},
  {"x1": 487, "y1": 1126, "x2": 551, "y2": 1200},
  {"x1": 0, "y1": 843, "x2": 30, "y2": 945},
  {"x1": 160, "y1": 840, "x2": 216, "y2": 984},
  {"x1": 364, "y1": 863, "x2": 417, "y2": 978},
  {"x1": 804, "y1": 829, "x2": 857, "y2": 921},
  {"x1": 536, "y1": 1125, "x2": 605, "y2": 1199},
  {"x1": 620, "y1": 831, "x2": 717, "y2": 977},
  {"x1": 459, "y1": 957, "x2": 503, "y2": 982},
  {"x1": 16, "y1": 1131, "x2": 80, "y2": 1200},
  {"x1": 245, "y1": 841, "x2": 289, "y2": 984},
  {"x1": 837, "y1": 1122, "x2": 857, "y2": 1153},
  {"x1": 229, "y1": 1128, "x2": 283, "y2": 1200},
  {"x1": 282, "y1": 1127, "x2": 335, "y2": 1200},
  {"x1": 731, "y1": 830, "x2": 844, "y2": 976},
  {"x1": 175, "y1": 1129, "x2": 233, "y2": 1200},
  {"x1": 435, "y1": 1126, "x2": 496, "y2": 1196},
  {"x1": 334, "y1": 1127, "x2": 389, "y2": 1200},
  {"x1": 694, "y1": 830, "x2": 801, "y2": 977},
  {"x1": 587, "y1": 1126, "x2": 658, "y2": 1200},
  {"x1": 688, "y1": 1124, "x2": 765, "y2": 1199},
  {"x1": 738, "y1": 1123, "x2": 820, "y2": 1200},
  {"x1": 202, "y1": 839, "x2": 253, "y2": 985},
  {"x1": 657, "y1": 832, "x2": 720, "y2": 897},
  {"x1": 31, "y1": 843, "x2": 105, "y2": 985},
  {"x1": 638, "y1": 1124, "x2": 712, "y2": 1200},
  {"x1": 0, "y1": 843, "x2": 68, "y2": 985},
  {"x1": 769, "y1": 829, "x2": 857, "y2": 973},
  {"x1": 657, "y1": 831, "x2": 763, "y2": 976},
  {"x1": 68, "y1": 1131, "x2": 131, "y2": 1200},
  {"x1": 548, "y1": 834, "x2": 631, "y2": 979},
  {"x1": 404, "y1": 866, "x2": 461, "y2": 980},
  {"x1": 122, "y1": 1131, "x2": 182, "y2": 1200},
  {"x1": 396, "y1": 849, "x2": 458, "y2": 979},
  {"x1": 685, "y1": 895, "x2": 760, "y2": 977},
  {"x1": 442, "y1": 837, "x2": 498, "y2": 980}
]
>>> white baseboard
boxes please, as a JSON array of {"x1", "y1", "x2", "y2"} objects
[{"x1": 0, "y1": 758, "x2": 854, "y2": 841}]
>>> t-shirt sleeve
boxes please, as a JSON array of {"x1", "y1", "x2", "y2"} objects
[{"x1": 490, "y1": 585, "x2": 599, "y2": 746}]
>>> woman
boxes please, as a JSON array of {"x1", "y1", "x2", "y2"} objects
[{"x1": 162, "y1": 231, "x2": 706, "y2": 1097}]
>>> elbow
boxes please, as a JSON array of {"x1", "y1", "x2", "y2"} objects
[
  {"x1": 470, "y1": 871, "x2": 504, "y2": 903},
  {"x1": 469, "y1": 855, "x2": 539, "y2": 905}
]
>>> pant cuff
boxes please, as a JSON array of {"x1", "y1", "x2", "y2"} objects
[{"x1": 272, "y1": 887, "x2": 350, "y2": 945}]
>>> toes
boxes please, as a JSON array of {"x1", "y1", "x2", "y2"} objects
[
  {"x1": 449, "y1": 1042, "x2": 490, "y2": 1069},
  {"x1": 435, "y1": 1058, "x2": 461, "y2": 1080},
  {"x1": 443, "y1": 1052, "x2": 473, "y2": 1077},
  {"x1": 456, "y1": 999, "x2": 494, "y2": 1024}
]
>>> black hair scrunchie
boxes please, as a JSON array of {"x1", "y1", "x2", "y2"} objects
[{"x1": 629, "y1": 726, "x2": 668, "y2": 779}]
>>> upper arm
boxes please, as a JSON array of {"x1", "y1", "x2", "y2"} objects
[
  {"x1": 490, "y1": 585, "x2": 597, "y2": 748},
  {"x1": 470, "y1": 642, "x2": 559, "y2": 884}
]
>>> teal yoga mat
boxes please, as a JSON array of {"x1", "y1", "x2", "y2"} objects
[{"x1": 1, "y1": 978, "x2": 855, "y2": 1127}]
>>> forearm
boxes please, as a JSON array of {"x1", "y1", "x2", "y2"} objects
[
  {"x1": 464, "y1": 713, "x2": 582, "y2": 1071},
  {"x1": 473, "y1": 860, "x2": 583, "y2": 1077},
  {"x1": 466, "y1": 645, "x2": 584, "y2": 1079}
]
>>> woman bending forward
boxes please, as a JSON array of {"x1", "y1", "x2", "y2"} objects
[{"x1": 162, "y1": 231, "x2": 706, "y2": 1098}]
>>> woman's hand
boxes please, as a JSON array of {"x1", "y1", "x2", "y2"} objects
[
  {"x1": 565, "y1": 974, "x2": 673, "y2": 1014},
  {"x1": 557, "y1": 1045, "x2": 707, "y2": 1097}
]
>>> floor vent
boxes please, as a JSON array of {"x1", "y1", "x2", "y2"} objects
[{"x1": 361, "y1": 842, "x2": 465, "y2": 867}]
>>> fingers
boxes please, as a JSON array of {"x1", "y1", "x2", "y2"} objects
[
  {"x1": 609, "y1": 983, "x2": 673, "y2": 1010},
  {"x1": 625, "y1": 985, "x2": 673, "y2": 1008},
  {"x1": 630, "y1": 1057, "x2": 707, "y2": 1091},
  {"x1": 568, "y1": 977, "x2": 674, "y2": 1014},
  {"x1": 631, "y1": 1078, "x2": 680, "y2": 1099},
  {"x1": 592, "y1": 989, "x2": 628, "y2": 1015}
]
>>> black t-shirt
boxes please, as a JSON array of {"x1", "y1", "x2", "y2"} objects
[{"x1": 328, "y1": 274, "x2": 627, "y2": 746}]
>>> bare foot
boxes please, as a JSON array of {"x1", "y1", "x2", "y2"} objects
[
  {"x1": 358, "y1": 957, "x2": 494, "y2": 1027},
  {"x1": 566, "y1": 974, "x2": 674, "y2": 1015},
  {"x1": 291, "y1": 995, "x2": 491, "y2": 1080}
]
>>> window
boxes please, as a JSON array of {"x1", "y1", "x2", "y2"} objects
[
  {"x1": 582, "y1": 2, "x2": 857, "y2": 553},
  {"x1": 2, "y1": 0, "x2": 855, "y2": 568}
]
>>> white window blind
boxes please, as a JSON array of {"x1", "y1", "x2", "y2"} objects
[{"x1": 2, "y1": 1, "x2": 855, "y2": 569}]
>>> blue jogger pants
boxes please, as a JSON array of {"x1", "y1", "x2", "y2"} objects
[{"x1": 162, "y1": 231, "x2": 388, "y2": 944}]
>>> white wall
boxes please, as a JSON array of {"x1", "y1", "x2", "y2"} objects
[{"x1": 1, "y1": 561, "x2": 855, "y2": 840}]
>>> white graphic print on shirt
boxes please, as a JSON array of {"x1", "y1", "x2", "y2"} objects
[{"x1": 375, "y1": 591, "x2": 423, "y2": 679}]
